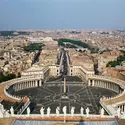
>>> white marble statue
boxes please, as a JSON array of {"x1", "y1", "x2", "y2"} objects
[
  {"x1": 123, "y1": 112, "x2": 125, "y2": 118},
  {"x1": 47, "y1": 107, "x2": 51, "y2": 117},
  {"x1": 27, "y1": 107, "x2": 30, "y2": 116},
  {"x1": 117, "y1": 107, "x2": 121, "y2": 118},
  {"x1": 40, "y1": 107, "x2": 44, "y2": 117},
  {"x1": 63, "y1": 106, "x2": 67, "y2": 117},
  {"x1": 100, "y1": 108, "x2": 104, "y2": 117},
  {"x1": 56, "y1": 106, "x2": 60, "y2": 117},
  {"x1": 10, "y1": 106, "x2": 14, "y2": 116},
  {"x1": 5, "y1": 110, "x2": 10, "y2": 117},
  {"x1": 0, "y1": 103, "x2": 5, "y2": 118},
  {"x1": 80, "y1": 107, "x2": 84, "y2": 116},
  {"x1": 0, "y1": 103, "x2": 4, "y2": 112},
  {"x1": 71, "y1": 107, "x2": 75, "y2": 117},
  {"x1": 86, "y1": 107, "x2": 90, "y2": 117},
  {"x1": 0, "y1": 109, "x2": 4, "y2": 118}
]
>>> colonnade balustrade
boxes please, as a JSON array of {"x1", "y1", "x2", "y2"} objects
[
  {"x1": 4, "y1": 87, "x2": 23, "y2": 101},
  {"x1": 118, "y1": 104, "x2": 125, "y2": 113},
  {"x1": 11, "y1": 79, "x2": 43, "y2": 92},
  {"x1": 88, "y1": 79, "x2": 123, "y2": 94}
]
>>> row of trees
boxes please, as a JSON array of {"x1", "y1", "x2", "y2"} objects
[
  {"x1": 0, "y1": 73, "x2": 16, "y2": 83},
  {"x1": 23, "y1": 43, "x2": 44, "y2": 52},
  {"x1": 0, "y1": 31, "x2": 29, "y2": 36},
  {"x1": 57, "y1": 38, "x2": 89, "y2": 48}
]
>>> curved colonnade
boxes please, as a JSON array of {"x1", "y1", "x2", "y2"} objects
[
  {"x1": 8, "y1": 77, "x2": 43, "y2": 93},
  {"x1": 0, "y1": 76, "x2": 43, "y2": 115},
  {"x1": 0, "y1": 76, "x2": 43, "y2": 102},
  {"x1": 1, "y1": 75, "x2": 125, "y2": 117},
  {"x1": 87, "y1": 75, "x2": 125, "y2": 116},
  {"x1": 88, "y1": 75, "x2": 124, "y2": 94}
]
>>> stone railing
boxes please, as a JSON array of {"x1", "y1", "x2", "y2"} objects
[
  {"x1": 12, "y1": 114, "x2": 115, "y2": 119},
  {"x1": 4, "y1": 86, "x2": 22, "y2": 101},
  {"x1": 87, "y1": 75, "x2": 125, "y2": 116},
  {"x1": 100, "y1": 99, "x2": 116, "y2": 116},
  {"x1": 101, "y1": 91, "x2": 125, "y2": 103},
  {"x1": 0, "y1": 75, "x2": 42, "y2": 87},
  {"x1": 87, "y1": 75, "x2": 125, "y2": 88},
  {"x1": 17, "y1": 98, "x2": 30, "y2": 114}
]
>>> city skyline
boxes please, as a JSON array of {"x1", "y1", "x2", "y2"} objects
[{"x1": 0, "y1": 0, "x2": 125, "y2": 30}]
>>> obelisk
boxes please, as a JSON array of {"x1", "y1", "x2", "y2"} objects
[{"x1": 64, "y1": 77, "x2": 66, "y2": 95}]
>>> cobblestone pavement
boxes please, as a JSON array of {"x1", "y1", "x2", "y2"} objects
[{"x1": 14, "y1": 77, "x2": 116, "y2": 114}]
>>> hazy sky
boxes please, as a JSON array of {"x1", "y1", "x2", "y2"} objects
[{"x1": 0, "y1": 0, "x2": 125, "y2": 30}]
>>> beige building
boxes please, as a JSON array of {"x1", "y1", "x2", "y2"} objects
[
  {"x1": 119, "y1": 71, "x2": 125, "y2": 81},
  {"x1": 22, "y1": 49, "x2": 95, "y2": 80},
  {"x1": 21, "y1": 64, "x2": 50, "y2": 80},
  {"x1": 103, "y1": 67, "x2": 125, "y2": 81},
  {"x1": 98, "y1": 50, "x2": 123, "y2": 73},
  {"x1": 68, "y1": 50, "x2": 95, "y2": 79},
  {"x1": 41, "y1": 37, "x2": 58, "y2": 48}
]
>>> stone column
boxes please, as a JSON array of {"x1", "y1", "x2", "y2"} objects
[
  {"x1": 104, "y1": 82, "x2": 106, "y2": 88},
  {"x1": 21, "y1": 83, "x2": 23, "y2": 90},
  {"x1": 92, "y1": 80, "x2": 94, "y2": 86},
  {"x1": 88, "y1": 80, "x2": 91, "y2": 86},
  {"x1": 31, "y1": 81, "x2": 33, "y2": 87},
  {"x1": 20, "y1": 84, "x2": 22, "y2": 90},
  {"x1": 20, "y1": 83, "x2": 22, "y2": 90},
  {"x1": 14, "y1": 84, "x2": 16, "y2": 91},
  {"x1": 111, "y1": 83, "x2": 112, "y2": 90},
  {"x1": 24, "y1": 82, "x2": 26, "y2": 89},
  {"x1": 35, "y1": 80, "x2": 38, "y2": 87},
  {"x1": 106, "y1": 82, "x2": 107, "y2": 89},
  {"x1": 99, "y1": 80, "x2": 101, "y2": 87},
  {"x1": 22, "y1": 82, "x2": 24, "y2": 89},
  {"x1": 116, "y1": 85, "x2": 118, "y2": 93},
  {"x1": 26, "y1": 82, "x2": 28, "y2": 88},
  {"x1": 113, "y1": 84, "x2": 114, "y2": 91},
  {"x1": 95, "y1": 80, "x2": 97, "y2": 86},
  {"x1": 19, "y1": 83, "x2": 21, "y2": 90},
  {"x1": 27, "y1": 82, "x2": 28, "y2": 88},
  {"x1": 106, "y1": 82, "x2": 107, "y2": 88},
  {"x1": 25, "y1": 82, "x2": 27, "y2": 88},
  {"x1": 122, "y1": 105, "x2": 124, "y2": 112},
  {"x1": 99, "y1": 81, "x2": 101, "y2": 87},
  {"x1": 33, "y1": 81, "x2": 35, "y2": 87},
  {"x1": 39, "y1": 80, "x2": 42, "y2": 86},
  {"x1": 17, "y1": 84, "x2": 19, "y2": 91},
  {"x1": 28, "y1": 81, "x2": 30, "y2": 88},
  {"x1": 29, "y1": 81, "x2": 31, "y2": 87},
  {"x1": 108, "y1": 83, "x2": 110, "y2": 90},
  {"x1": 27, "y1": 82, "x2": 29, "y2": 88},
  {"x1": 97, "y1": 80, "x2": 99, "y2": 87},
  {"x1": 33, "y1": 81, "x2": 34, "y2": 87},
  {"x1": 123, "y1": 105, "x2": 125, "y2": 112}
]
